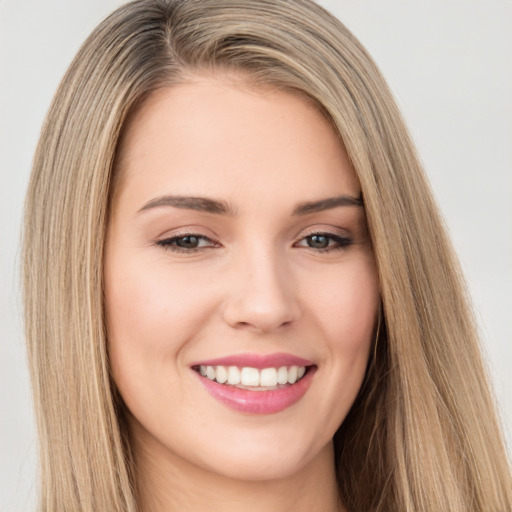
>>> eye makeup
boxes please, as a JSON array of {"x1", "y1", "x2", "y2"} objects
[{"x1": 155, "y1": 232, "x2": 220, "y2": 253}]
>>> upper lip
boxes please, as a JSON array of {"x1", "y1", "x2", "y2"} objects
[{"x1": 191, "y1": 352, "x2": 315, "y2": 369}]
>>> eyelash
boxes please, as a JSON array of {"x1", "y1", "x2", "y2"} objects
[
  {"x1": 294, "y1": 232, "x2": 354, "y2": 252},
  {"x1": 155, "y1": 231, "x2": 353, "y2": 254},
  {"x1": 155, "y1": 233, "x2": 220, "y2": 254}
]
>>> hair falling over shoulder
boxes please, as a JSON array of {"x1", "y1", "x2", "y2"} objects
[{"x1": 22, "y1": 0, "x2": 512, "y2": 510}]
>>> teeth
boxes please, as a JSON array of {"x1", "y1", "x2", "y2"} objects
[
  {"x1": 199, "y1": 365, "x2": 308, "y2": 388},
  {"x1": 216, "y1": 365, "x2": 228, "y2": 384},
  {"x1": 241, "y1": 367, "x2": 260, "y2": 386},
  {"x1": 277, "y1": 366, "x2": 288, "y2": 385},
  {"x1": 288, "y1": 366, "x2": 298, "y2": 384},
  {"x1": 260, "y1": 368, "x2": 278, "y2": 387},
  {"x1": 206, "y1": 366, "x2": 216, "y2": 380},
  {"x1": 227, "y1": 366, "x2": 240, "y2": 385}
]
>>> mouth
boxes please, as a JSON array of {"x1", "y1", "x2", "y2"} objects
[
  {"x1": 192, "y1": 364, "x2": 309, "y2": 390},
  {"x1": 190, "y1": 353, "x2": 316, "y2": 414}
]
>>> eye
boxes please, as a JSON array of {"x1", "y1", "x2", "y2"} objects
[
  {"x1": 295, "y1": 232, "x2": 353, "y2": 252},
  {"x1": 306, "y1": 234, "x2": 331, "y2": 249},
  {"x1": 155, "y1": 234, "x2": 219, "y2": 253}
]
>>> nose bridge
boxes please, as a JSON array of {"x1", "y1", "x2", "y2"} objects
[{"x1": 222, "y1": 240, "x2": 299, "y2": 333}]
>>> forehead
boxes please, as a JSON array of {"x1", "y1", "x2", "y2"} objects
[{"x1": 114, "y1": 75, "x2": 360, "y2": 212}]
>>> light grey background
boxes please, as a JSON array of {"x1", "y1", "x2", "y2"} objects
[{"x1": 1, "y1": 1, "x2": 510, "y2": 510}]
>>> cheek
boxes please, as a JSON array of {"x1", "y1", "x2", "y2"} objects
[
  {"x1": 106, "y1": 252, "x2": 211, "y2": 342},
  {"x1": 306, "y1": 259, "x2": 379, "y2": 349},
  {"x1": 305, "y1": 258, "x2": 378, "y2": 407},
  {"x1": 104, "y1": 250, "x2": 211, "y2": 386},
  {"x1": 104, "y1": 258, "x2": 213, "y2": 426},
  {"x1": 290, "y1": 259, "x2": 379, "y2": 441}
]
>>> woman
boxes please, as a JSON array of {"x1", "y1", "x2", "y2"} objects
[{"x1": 22, "y1": 0, "x2": 512, "y2": 511}]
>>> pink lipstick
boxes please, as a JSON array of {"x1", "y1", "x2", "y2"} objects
[
  {"x1": 192, "y1": 352, "x2": 313, "y2": 369},
  {"x1": 191, "y1": 352, "x2": 316, "y2": 414}
]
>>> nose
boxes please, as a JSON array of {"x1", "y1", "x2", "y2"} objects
[{"x1": 221, "y1": 246, "x2": 300, "y2": 334}]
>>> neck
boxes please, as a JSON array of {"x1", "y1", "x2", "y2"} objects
[{"x1": 131, "y1": 427, "x2": 344, "y2": 512}]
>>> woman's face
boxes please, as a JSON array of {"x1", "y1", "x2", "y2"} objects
[{"x1": 104, "y1": 76, "x2": 379, "y2": 482}]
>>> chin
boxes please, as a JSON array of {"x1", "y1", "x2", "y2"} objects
[{"x1": 191, "y1": 433, "x2": 334, "y2": 483}]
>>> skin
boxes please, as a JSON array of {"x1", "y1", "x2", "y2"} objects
[{"x1": 104, "y1": 75, "x2": 380, "y2": 512}]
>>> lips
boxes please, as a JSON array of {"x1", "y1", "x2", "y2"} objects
[{"x1": 191, "y1": 352, "x2": 316, "y2": 414}]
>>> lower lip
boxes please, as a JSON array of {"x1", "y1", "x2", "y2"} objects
[{"x1": 195, "y1": 367, "x2": 316, "y2": 414}]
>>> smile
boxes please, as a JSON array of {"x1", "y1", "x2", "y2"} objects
[
  {"x1": 191, "y1": 353, "x2": 316, "y2": 414},
  {"x1": 196, "y1": 365, "x2": 307, "y2": 389}
]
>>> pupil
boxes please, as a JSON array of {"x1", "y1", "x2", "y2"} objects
[
  {"x1": 177, "y1": 235, "x2": 199, "y2": 248},
  {"x1": 308, "y1": 235, "x2": 329, "y2": 248}
]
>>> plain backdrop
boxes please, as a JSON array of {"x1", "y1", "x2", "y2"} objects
[{"x1": 1, "y1": 1, "x2": 511, "y2": 510}]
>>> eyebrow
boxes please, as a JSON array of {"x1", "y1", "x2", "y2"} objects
[
  {"x1": 138, "y1": 193, "x2": 363, "y2": 216},
  {"x1": 292, "y1": 195, "x2": 363, "y2": 215},
  {"x1": 138, "y1": 195, "x2": 236, "y2": 215}
]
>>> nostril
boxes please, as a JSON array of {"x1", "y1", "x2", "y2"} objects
[{"x1": 223, "y1": 302, "x2": 299, "y2": 334}]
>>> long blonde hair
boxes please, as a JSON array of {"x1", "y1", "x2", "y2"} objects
[{"x1": 23, "y1": 1, "x2": 512, "y2": 510}]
